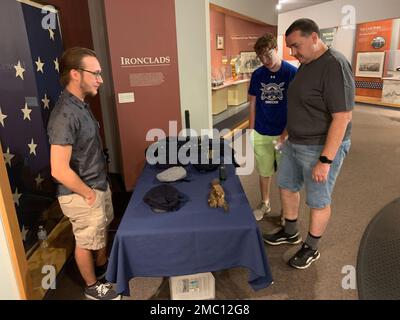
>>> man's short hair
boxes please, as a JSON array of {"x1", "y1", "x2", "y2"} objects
[
  {"x1": 285, "y1": 18, "x2": 320, "y2": 38},
  {"x1": 59, "y1": 47, "x2": 97, "y2": 87},
  {"x1": 254, "y1": 33, "x2": 277, "y2": 56}
]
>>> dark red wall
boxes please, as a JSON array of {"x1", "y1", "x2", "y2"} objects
[
  {"x1": 224, "y1": 14, "x2": 276, "y2": 58},
  {"x1": 104, "y1": 0, "x2": 182, "y2": 190},
  {"x1": 210, "y1": 9, "x2": 226, "y2": 75},
  {"x1": 210, "y1": 7, "x2": 276, "y2": 75}
]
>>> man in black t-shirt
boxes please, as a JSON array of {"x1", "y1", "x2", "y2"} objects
[{"x1": 263, "y1": 19, "x2": 355, "y2": 270}]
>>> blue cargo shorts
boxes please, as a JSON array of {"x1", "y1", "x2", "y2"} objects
[{"x1": 277, "y1": 140, "x2": 351, "y2": 209}]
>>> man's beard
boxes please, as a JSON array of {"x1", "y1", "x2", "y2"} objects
[{"x1": 80, "y1": 81, "x2": 97, "y2": 97}]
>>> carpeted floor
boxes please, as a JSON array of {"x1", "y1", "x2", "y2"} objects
[{"x1": 45, "y1": 104, "x2": 400, "y2": 300}]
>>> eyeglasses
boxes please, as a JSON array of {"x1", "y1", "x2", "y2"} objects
[
  {"x1": 257, "y1": 50, "x2": 274, "y2": 61},
  {"x1": 78, "y1": 68, "x2": 102, "y2": 79}
]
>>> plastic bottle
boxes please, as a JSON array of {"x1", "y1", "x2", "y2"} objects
[
  {"x1": 272, "y1": 140, "x2": 283, "y2": 153},
  {"x1": 219, "y1": 164, "x2": 227, "y2": 181},
  {"x1": 37, "y1": 225, "x2": 48, "y2": 249}
]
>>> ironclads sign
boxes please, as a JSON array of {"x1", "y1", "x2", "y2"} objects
[{"x1": 120, "y1": 56, "x2": 171, "y2": 66}]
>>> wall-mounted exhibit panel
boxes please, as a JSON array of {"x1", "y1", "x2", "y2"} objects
[
  {"x1": 354, "y1": 18, "x2": 400, "y2": 100},
  {"x1": 104, "y1": 0, "x2": 182, "y2": 190}
]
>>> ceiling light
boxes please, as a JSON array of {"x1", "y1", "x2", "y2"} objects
[{"x1": 276, "y1": 3, "x2": 282, "y2": 10}]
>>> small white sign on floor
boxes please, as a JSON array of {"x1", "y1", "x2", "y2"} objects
[{"x1": 169, "y1": 272, "x2": 215, "y2": 300}]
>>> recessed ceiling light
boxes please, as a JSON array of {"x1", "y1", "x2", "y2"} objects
[{"x1": 276, "y1": 3, "x2": 282, "y2": 10}]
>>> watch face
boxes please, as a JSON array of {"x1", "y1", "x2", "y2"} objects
[{"x1": 319, "y1": 156, "x2": 332, "y2": 164}]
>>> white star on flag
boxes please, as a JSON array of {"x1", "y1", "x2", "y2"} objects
[
  {"x1": 35, "y1": 174, "x2": 44, "y2": 188},
  {"x1": 4, "y1": 147, "x2": 14, "y2": 167},
  {"x1": 42, "y1": 94, "x2": 50, "y2": 109},
  {"x1": 14, "y1": 60, "x2": 25, "y2": 80},
  {"x1": 28, "y1": 138, "x2": 38, "y2": 156},
  {"x1": 48, "y1": 28, "x2": 55, "y2": 41},
  {"x1": 35, "y1": 57, "x2": 45, "y2": 73},
  {"x1": 13, "y1": 188, "x2": 22, "y2": 206},
  {"x1": 54, "y1": 58, "x2": 59, "y2": 72},
  {"x1": 21, "y1": 102, "x2": 32, "y2": 121},
  {"x1": 21, "y1": 225, "x2": 28, "y2": 242},
  {"x1": 0, "y1": 107, "x2": 7, "y2": 127}
]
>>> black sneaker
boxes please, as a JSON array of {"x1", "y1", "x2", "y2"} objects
[
  {"x1": 263, "y1": 228, "x2": 302, "y2": 245},
  {"x1": 95, "y1": 261, "x2": 108, "y2": 280},
  {"x1": 84, "y1": 281, "x2": 121, "y2": 300},
  {"x1": 288, "y1": 243, "x2": 320, "y2": 269}
]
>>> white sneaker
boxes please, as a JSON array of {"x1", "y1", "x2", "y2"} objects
[{"x1": 253, "y1": 201, "x2": 271, "y2": 221}]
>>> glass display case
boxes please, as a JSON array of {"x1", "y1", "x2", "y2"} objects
[
  {"x1": 382, "y1": 50, "x2": 400, "y2": 105},
  {"x1": 211, "y1": 56, "x2": 251, "y2": 128},
  {"x1": 383, "y1": 50, "x2": 400, "y2": 79}
]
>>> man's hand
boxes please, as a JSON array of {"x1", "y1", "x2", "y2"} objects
[
  {"x1": 278, "y1": 133, "x2": 288, "y2": 145},
  {"x1": 50, "y1": 145, "x2": 98, "y2": 202},
  {"x1": 312, "y1": 162, "x2": 330, "y2": 183},
  {"x1": 85, "y1": 189, "x2": 97, "y2": 206}
]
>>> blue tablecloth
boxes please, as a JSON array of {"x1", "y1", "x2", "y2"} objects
[{"x1": 106, "y1": 164, "x2": 273, "y2": 296}]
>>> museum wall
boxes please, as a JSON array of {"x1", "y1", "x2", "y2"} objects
[
  {"x1": 210, "y1": 8, "x2": 276, "y2": 76},
  {"x1": 210, "y1": 0, "x2": 277, "y2": 26},
  {"x1": 278, "y1": 0, "x2": 400, "y2": 35},
  {"x1": 278, "y1": 0, "x2": 400, "y2": 99},
  {"x1": 224, "y1": 15, "x2": 276, "y2": 60},
  {"x1": 104, "y1": 0, "x2": 182, "y2": 190},
  {"x1": 278, "y1": 0, "x2": 400, "y2": 63}
]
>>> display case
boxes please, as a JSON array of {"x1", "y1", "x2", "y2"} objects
[
  {"x1": 382, "y1": 50, "x2": 400, "y2": 105},
  {"x1": 212, "y1": 86, "x2": 228, "y2": 114},
  {"x1": 211, "y1": 53, "x2": 251, "y2": 125},
  {"x1": 228, "y1": 79, "x2": 250, "y2": 106},
  {"x1": 383, "y1": 50, "x2": 400, "y2": 79}
]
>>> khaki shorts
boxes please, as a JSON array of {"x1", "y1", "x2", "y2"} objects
[{"x1": 58, "y1": 186, "x2": 114, "y2": 250}]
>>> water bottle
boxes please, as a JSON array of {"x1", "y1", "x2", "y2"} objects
[
  {"x1": 219, "y1": 164, "x2": 227, "y2": 181},
  {"x1": 37, "y1": 225, "x2": 48, "y2": 249},
  {"x1": 272, "y1": 140, "x2": 283, "y2": 153}
]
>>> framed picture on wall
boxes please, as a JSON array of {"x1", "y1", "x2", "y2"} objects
[
  {"x1": 355, "y1": 52, "x2": 386, "y2": 78},
  {"x1": 320, "y1": 27, "x2": 337, "y2": 49},
  {"x1": 216, "y1": 35, "x2": 224, "y2": 50},
  {"x1": 239, "y1": 51, "x2": 262, "y2": 74}
]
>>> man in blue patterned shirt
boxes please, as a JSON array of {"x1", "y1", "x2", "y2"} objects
[{"x1": 48, "y1": 47, "x2": 120, "y2": 300}]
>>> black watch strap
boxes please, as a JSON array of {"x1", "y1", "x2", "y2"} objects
[{"x1": 319, "y1": 155, "x2": 333, "y2": 164}]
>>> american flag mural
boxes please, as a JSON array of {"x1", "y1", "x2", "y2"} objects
[{"x1": 0, "y1": 0, "x2": 64, "y2": 252}]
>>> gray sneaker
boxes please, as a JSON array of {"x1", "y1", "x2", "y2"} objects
[
  {"x1": 253, "y1": 201, "x2": 271, "y2": 221},
  {"x1": 84, "y1": 281, "x2": 121, "y2": 300}
]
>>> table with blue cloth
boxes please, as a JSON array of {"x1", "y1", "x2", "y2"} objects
[{"x1": 106, "y1": 163, "x2": 273, "y2": 296}]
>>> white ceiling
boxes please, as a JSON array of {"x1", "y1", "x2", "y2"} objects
[{"x1": 277, "y1": 0, "x2": 334, "y2": 13}]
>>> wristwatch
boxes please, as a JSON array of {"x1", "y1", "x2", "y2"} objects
[{"x1": 319, "y1": 155, "x2": 333, "y2": 164}]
